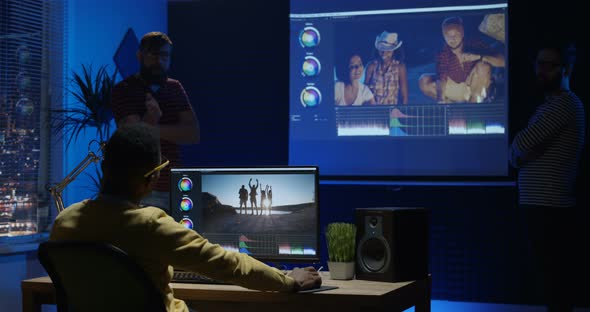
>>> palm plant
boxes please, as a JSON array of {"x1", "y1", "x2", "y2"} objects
[
  {"x1": 50, "y1": 64, "x2": 118, "y2": 193},
  {"x1": 51, "y1": 64, "x2": 117, "y2": 148}
]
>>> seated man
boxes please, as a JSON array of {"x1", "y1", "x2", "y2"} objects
[
  {"x1": 49, "y1": 123, "x2": 321, "y2": 312},
  {"x1": 419, "y1": 16, "x2": 505, "y2": 103}
]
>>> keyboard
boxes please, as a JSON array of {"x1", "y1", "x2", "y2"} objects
[{"x1": 171, "y1": 271, "x2": 229, "y2": 284}]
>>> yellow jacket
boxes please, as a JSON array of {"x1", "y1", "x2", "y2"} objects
[{"x1": 50, "y1": 197, "x2": 295, "y2": 312}]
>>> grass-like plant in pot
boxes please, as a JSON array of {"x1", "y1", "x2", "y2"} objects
[{"x1": 325, "y1": 222, "x2": 356, "y2": 279}]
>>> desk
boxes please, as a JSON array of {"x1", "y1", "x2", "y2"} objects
[{"x1": 22, "y1": 274, "x2": 431, "y2": 312}]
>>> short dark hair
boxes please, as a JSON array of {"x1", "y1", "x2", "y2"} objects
[
  {"x1": 542, "y1": 38, "x2": 577, "y2": 68},
  {"x1": 139, "y1": 32, "x2": 173, "y2": 52},
  {"x1": 336, "y1": 53, "x2": 365, "y2": 84},
  {"x1": 442, "y1": 16, "x2": 464, "y2": 31},
  {"x1": 102, "y1": 123, "x2": 160, "y2": 189}
]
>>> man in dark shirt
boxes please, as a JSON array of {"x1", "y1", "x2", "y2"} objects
[
  {"x1": 419, "y1": 16, "x2": 505, "y2": 103},
  {"x1": 111, "y1": 31, "x2": 199, "y2": 211}
]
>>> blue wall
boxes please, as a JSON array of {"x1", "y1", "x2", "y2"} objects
[{"x1": 63, "y1": 0, "x2": 167, "y2": 207}]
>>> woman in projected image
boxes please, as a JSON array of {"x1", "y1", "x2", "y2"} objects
[
  {"x1": 334, "y1": 54, "x2": 376, "y2": 106},
  {"x1": 365, "y1": 31, "x2": 408, "y2": 105}
]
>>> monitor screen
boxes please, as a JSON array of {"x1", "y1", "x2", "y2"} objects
[
  {"x1": 170, "y1": 166, "x2": 320, "y2": 263},
  {"x1": 289, "y1": 0, "x2": 509, "y2": 179}
]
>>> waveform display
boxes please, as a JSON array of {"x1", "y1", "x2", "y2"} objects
[
  {"x1": 239, "y1": 234, "x2": 256, "y2": 243},
  {"x1": 389, "y1": 106, "x2": 447, "y2": 136},
  {"x1": 237, "y1": 234, "x2": 276, "y2": 256},
  {"x1": 278, "y1": 243, "x2": 317, "y2": 256},
  {"x1": 239, "y1": 241, "x2": 250, "y2": 248},
  {"x1": 485, "y1": 123, "x2": 505, "y2": 134},
  {"x1": 335, "y1": 106, "x2": 448, "y2": 137},
  {"x1": 337, "y1": 121, "x2": 389, "y2": 136},
  {"x1": 335, "y1": 106, "x2": 390, "y2": 136},
  {"x1": 239, "y1": 248, "x2": 252, "y2": 254},
  {"x1": 448, "y1": 119, "x2": 467, "y2": 134},
  {"x1": 221, "y1": 245, "x2": 239, "y2": 253},
  {"x1": 447, "y1": 104, "x2": 506, "y2": 135},
  {"x1": 336, "y1": 104, "x2": 505, "y2": 137},
  {"x1": 467, "y1": 120, "x2": 485, "y2": 134},
  {"x1": 448, "y1": 119, "x2": 505, "y2": 135},
  {"x1": 202, "y1": 233, "x2": 317, "y2": 257}
]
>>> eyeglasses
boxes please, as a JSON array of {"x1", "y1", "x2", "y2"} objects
[
  {"x1": 145, "y1": 51, "x2": 171, "y2": 60},
  {"x1": 143, "y1": 157, "x2": 170, "y2": 178},
  {"x1": 535, "y1": 61, "x2": 562, "y2": 68},
  {"x1": 349, "y1": 64, "x2": 363, "y2": 70}
]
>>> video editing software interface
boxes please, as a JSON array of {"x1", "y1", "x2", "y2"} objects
[
  {"x1": 289, "y1": 0, "x2": 509, "y2": 177},
  {"x1": 170, "y1": 167, "x2": 320, "y2": 262}
]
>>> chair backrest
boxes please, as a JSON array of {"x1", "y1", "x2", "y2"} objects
[{"x1": 38, "y1": 240, "x2": 167, "y2": 312}]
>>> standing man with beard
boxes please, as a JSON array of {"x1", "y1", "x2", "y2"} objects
[
  {"x1": 510, "y1": 41, "x2": 585, "y2": 312},
  {"x1": 111, "y1": 32, "x2": 200, "y2": 212}
]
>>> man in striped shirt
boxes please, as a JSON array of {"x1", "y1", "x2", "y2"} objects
[
  {"x1": 510, "y1": 41, "x2": 585, "y2": 312},
  {"x1": 112, "y1": 32, "x2": 200, "y2": 212}
]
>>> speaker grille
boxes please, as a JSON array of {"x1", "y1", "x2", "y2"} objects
[{"x1": 358, "y1": 237, "x2": 390, "y2": 272}]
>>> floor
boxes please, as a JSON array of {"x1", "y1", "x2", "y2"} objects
[
  {"x1": 403, "y1": 301, "x2": 590, "y2": 312},
  {"x1": 42, "y1": 301, "x2": 590, "y2": 312}
]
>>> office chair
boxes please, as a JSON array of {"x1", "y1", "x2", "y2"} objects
[{"x1": 37, "y1": 240, "x2": 167, "y2": 312}]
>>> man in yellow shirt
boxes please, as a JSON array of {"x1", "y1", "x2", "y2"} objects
[{"x1": 50, "y1": 123, "x2": 322, "y2": 312}]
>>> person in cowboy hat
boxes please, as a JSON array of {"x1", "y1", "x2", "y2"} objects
[
  {"x1": 418, "y1": 16, "x2": 505, "y2": 103},
  {"x1": 365, "y1": 31, "x2": 409, "y2": 105}
]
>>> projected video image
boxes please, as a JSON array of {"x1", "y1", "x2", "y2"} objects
[
  {"x1": 332, "y1": 13, "x2": 505, "y2": 106},
  {"x1": 289, "y1": 1, "x2": 510, "y2": 177}
]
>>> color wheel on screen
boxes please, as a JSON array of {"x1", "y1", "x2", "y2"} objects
[
  {"x1": 178, "y1": 177, "x2": 193, "y2": 192},
  {"x1": 180, "y1": 218, "x2": 193, "y2": 229},
  {"x1": 302, "y1": 56, "x2": 321, "y2": 77},
  {"x1": 300, "y1": 86, "x2": 321, "y2": 107},
  {"x1": 179, "y1": 197, "x2": 193, "y2": 212},
  {"x1": 299, "y1": 26, "x2": 320, "y2": 48}
]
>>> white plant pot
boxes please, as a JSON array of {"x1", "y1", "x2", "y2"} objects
[{"x1": 327, "y1": 261, "x2": 355, "y2": 280}]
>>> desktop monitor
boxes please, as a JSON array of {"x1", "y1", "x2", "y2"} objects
[{"x1": 170, "y1": 166, "x2": 320, "y2": 263}]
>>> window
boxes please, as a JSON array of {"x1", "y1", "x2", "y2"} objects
[{"x1": 0, "y1": 0, "x2": 67, "y2": 236}]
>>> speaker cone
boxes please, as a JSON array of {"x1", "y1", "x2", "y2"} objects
[{"x1": 359, "y1": 237, "x2": 389, "y2": 272}]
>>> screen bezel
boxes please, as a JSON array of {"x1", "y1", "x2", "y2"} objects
[
  {"x1": 288, "y1": 1, "x2": 511, "y2": 181},
  {"x1": 170, "y1": 165, "x2": 321, "y2": 264}
]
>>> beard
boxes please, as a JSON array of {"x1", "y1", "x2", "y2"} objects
[
  {"x1": 140, "y1": 64, "x2": 167, "y2": 85},
  {"x1": 535, "y1": 74, "x2": 562, "y2": 94}
]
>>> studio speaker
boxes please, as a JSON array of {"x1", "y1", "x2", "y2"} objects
[{"x1": 355, "y1": 207, "x2": 429, "y2": 282}]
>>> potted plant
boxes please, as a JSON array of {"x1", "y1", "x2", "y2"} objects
[
  {"x1": 50, "y1": 64, "x2": 117, "y2": 192},
  {"x1": 325, "y1": 222, "x2": 356, "y2": 280},
  {"x1": 51, "y1": 64, "x2": 117, "y2": 148}
]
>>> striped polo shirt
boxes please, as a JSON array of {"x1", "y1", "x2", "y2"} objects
[
  {"x1": 111, "y1": 74, "x2": 194, "y2": 192},
  {"x1": 511, "y1": 90, "x2": 586, "y2": 207}
]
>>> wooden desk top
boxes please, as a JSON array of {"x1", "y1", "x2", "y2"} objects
[{"x1": 22, "y1": 274, "x2": 431, "y2": 312}]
